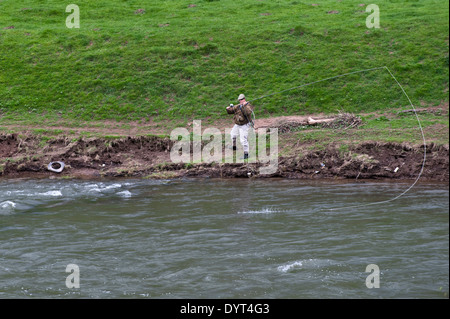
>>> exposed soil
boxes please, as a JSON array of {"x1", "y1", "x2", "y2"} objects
[
  {"x1": 0, "y1": 132, "x2": 448, "y2": 181},
  {"x1": 1, "y1": 107, "x2": 448, "y2": 180}
]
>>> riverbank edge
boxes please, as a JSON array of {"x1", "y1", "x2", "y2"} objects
[{"x1": 0, "y1": 133, "x2": 448, "y2": 181}]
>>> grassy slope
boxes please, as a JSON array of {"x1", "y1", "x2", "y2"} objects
[
  {"x1": 0, "y1": 0, "x2": 448, "y2": 124},
  {"x1": 0, "y1": 0, "x2": 448, "y2": 157}
]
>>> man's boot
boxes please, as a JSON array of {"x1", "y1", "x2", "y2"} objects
[
  {"x1": 228, "y1": 138, "x2": 237, "y2": 150},
  {"x1": 240, "y1": 152, "x2": 249, "y2": 160}
]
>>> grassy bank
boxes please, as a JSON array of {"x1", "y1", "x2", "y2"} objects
[{"x1": 0, "y1": 0, "x2": 448, "y2": 125}]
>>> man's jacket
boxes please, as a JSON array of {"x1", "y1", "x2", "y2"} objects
[{"x1": 227, "y1": 102, "x2": 253, "y2": 125}]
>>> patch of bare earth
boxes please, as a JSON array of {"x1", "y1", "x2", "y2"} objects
[
  {"x1": 1, "y1": 109, "x2": 447, "y2": 180},
  {"x1": 0, "y1": 132, "x2": 447, "y2": 181}
]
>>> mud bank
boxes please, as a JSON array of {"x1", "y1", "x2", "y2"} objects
[{"x1": 0, "y1": 133, "x2": 448, "y2": 181}]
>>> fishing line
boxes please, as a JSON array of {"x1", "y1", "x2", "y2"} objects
[
  {"x1": 324, "y1": 66, "x2": 426, "y2": 211},
  {"x1": 248, "y1": 66, "x2": 386, "y2": 103},
  {"x1": 245, "y1": 66, "x2": 426, "y2": 211}
]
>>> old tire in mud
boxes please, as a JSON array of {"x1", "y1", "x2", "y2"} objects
[{"x1": 47, "y1": 161, "x2": 65, "y2": 173}]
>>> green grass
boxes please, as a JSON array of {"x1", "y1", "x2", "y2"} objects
[
  {"x1": 0, "y1": 0, "x2": 448, "y2": 124},
  {"x1": 288, "y1": 111, "x2": 449, "y2": 152},
  {"x1": 362, "y1": 111, "x2": 449, "y2": 130}
]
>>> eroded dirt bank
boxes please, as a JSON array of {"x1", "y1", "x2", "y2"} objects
[{"x1": 0, "y1": 133, "x2": 448, "y2": 181}]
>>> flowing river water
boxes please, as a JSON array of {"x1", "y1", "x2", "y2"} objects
[{"x1": 0, "y1": 178, "x2": 448, "y2": 299}]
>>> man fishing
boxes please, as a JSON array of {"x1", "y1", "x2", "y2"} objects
[{"x1": 226, "y1": 93, "x2": 254, "y2": 160}]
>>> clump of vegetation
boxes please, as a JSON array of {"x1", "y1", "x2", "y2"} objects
[{"x1": 321, "y1": 112, "x2": 363, "y2": 129}]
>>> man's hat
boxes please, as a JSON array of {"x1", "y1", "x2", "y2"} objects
[{"x1": 238, "y1": 94, "x2": 245, "y2": 101}]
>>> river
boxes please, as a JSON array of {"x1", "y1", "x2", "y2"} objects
[{"x1": 0, "y1": 178, "x2": 448, "y2": 299}]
